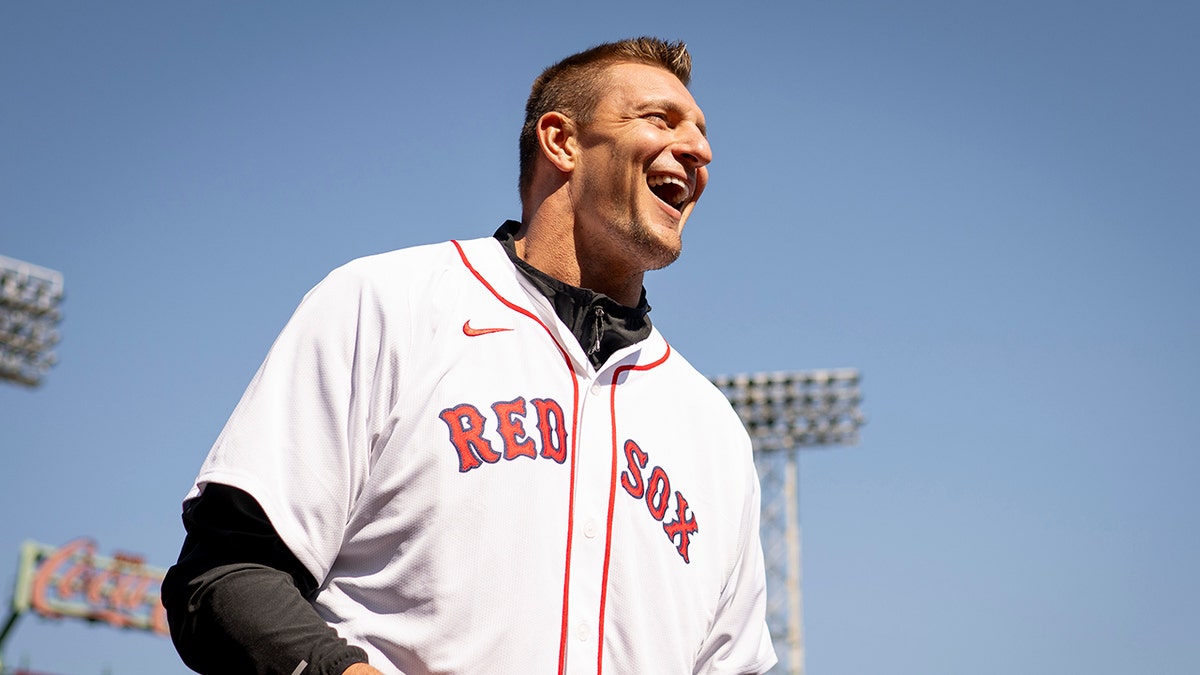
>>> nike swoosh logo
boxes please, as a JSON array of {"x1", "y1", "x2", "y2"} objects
[{"x1": 463, "y1": 320, "x2": 513, "y2": 337}]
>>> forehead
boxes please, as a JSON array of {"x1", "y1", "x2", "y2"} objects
[{"x1": 594, "y1": 62, "x2": 705, "y2": 121}]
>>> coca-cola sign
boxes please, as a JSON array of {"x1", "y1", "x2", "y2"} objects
[{"x1": 11, "y1": 539, "x2": 168, "y2": 636}]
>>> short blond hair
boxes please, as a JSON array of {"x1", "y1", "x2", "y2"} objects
[{"x1": 518, "y1": 37, "x2": 692, "y2": 204}]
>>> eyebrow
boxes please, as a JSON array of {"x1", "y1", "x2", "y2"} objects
[{"x1": 641, "y1": 98, "x2": 708, "y2": 137}]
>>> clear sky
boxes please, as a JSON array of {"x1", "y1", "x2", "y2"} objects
[{"x1": 2, "y1": 2, "x2": 1197, "y2": 674}]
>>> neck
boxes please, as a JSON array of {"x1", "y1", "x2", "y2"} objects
[{"x1": 516, "y1": 208, "x2": 645, "y2": 308}]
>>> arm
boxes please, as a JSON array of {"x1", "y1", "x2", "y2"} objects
[
  {"x1": 166, "y1": 264, "x2": 401, "y2": 673},
  {"x1": 162, "y1": 483, "x2": 370, "y2": 675},
  {"x1": 693, "y1": 443, "x2": 779, "y2": 675}
]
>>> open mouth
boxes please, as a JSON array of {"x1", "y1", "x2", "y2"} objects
[{"x1": 647, "y1": 174, "x2": 692, "y2": 211}]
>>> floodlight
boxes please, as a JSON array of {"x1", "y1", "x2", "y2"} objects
[{"x1": 0, "y1": 255, "x2": 64, "y2": 387}]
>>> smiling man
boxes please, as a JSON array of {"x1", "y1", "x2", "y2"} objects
[
  {"x1": 163, "y1": 38, "x2": 777, "y2": 675},
  {"x1": 516, "y1": 55, "x2": 710, "y2": 306}
]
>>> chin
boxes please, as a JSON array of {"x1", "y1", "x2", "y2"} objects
[
  {"x1": 629, "y1": 221, "x2": 683, "y2": 270},
  {"x1": 645, "y1": 245, "x2": 682, "y2": 271}
]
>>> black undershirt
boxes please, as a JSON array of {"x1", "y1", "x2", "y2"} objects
[{"x1": 162, "y1": 223, "x2": 658, "y2": 673}]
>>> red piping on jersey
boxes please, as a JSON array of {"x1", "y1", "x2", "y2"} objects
[
  {"x1": 450, "y1": 240, "x2": 582, "y2": 675},
  {"x1": 596, "y1": 344, "x2": 672, "y2": 673}
]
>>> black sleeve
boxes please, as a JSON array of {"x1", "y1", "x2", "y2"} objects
[{"x1": 161, "y1": 483, "x2": 369, "y2": 675}]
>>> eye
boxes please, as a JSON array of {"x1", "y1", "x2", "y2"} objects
[{"x1": 644, "y1": 112, "x2": 670, "y2": 125}]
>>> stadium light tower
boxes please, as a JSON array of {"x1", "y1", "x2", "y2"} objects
[
  {"x1": 710, "y1": 369, "x2": 865, "y2": 675},
  {"x1": 0, "y1": 255, "x2": 64, "y2": 387}
]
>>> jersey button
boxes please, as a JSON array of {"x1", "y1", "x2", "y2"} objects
[
  {"x1": 589, "y1": 382, "x2": 602, "y2": 396},
  {"x1": 584, "y1": 520, "x2": 597, "y2": 539},
  {"x1": 577, "y1": 621, "x2": 590, "y2": 641}
]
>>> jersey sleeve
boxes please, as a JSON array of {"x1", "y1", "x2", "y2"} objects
[
  {"x1": 187, "y1": 261, "x2": 402, "y2": 585},
  {"x1": 694, "y1": 445, "x2": 778, "y2": 675}
]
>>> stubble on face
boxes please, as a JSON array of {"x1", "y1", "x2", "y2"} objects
[
  {"x1": 573, "y1": 148, "x2": 684, "y2": 277},
  {"x1": 620, "y1": 214, "x2": 683, "y2": 271}
]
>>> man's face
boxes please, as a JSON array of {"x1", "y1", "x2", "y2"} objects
[{"x1": 568, "y1": 61, "x2": 712, "y2": 274}]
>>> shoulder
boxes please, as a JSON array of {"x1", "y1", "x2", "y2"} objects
[
  {"x1": 660, "y1": 341, "x2": 746, "y2": 431},
  {"x1": 309, "y1": 236, "x2": 506, "y2": 304},
  {"x1": 324, "y1": 239, "x2": 464, "y2": 288}
]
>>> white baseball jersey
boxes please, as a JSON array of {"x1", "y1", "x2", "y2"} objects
[{"x1": 187, "y1": 234, "x2": 777, "y2": 674}]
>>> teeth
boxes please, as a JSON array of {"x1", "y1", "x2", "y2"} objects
[
  {"x1": 647, "y1": 174, "x2": 689, "y2": 191},
  {"x1": 647, "y1": 174, "x2": 692, "y2": 207}
]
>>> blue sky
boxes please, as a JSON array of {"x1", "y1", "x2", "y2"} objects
[{"x1": 2, "y1": 2, "x2": 1197, "y2": 674}]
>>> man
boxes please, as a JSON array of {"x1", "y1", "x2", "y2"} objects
[{"x1": 163, "y1": 37, "x2": 777, "y2": 675}]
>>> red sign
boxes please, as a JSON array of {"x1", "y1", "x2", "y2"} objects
[{"x1": 15, "y1": 539, "x2": 168, "y2": 636}]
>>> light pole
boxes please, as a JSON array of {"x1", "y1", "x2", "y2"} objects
[
  {"x1": 0, "y1": 255, "x2": 64, "y2": 387},
  {"x1": 710, "y1": 369, "x2": 865, "y2": 675}
]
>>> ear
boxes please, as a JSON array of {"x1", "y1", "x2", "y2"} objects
[{"x1": 536, "y1": 111, "x2": 577, "y2": 174}]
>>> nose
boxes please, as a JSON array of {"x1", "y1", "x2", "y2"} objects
[{"x1": 675, "y1": 123, "x2": 712, "y2": 170}]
